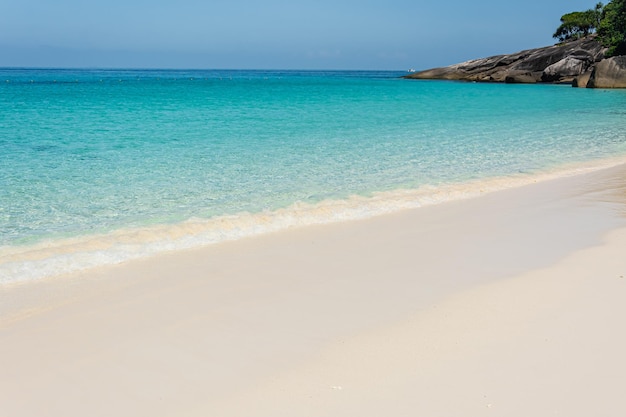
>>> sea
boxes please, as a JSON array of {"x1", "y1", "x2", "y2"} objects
[{"x1": 1, "y1": 68, "x2": 626, "y2": 283}]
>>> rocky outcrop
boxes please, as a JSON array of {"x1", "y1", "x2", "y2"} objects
[
  {"x1": 541, "y1": 55, "x2": 594, "y2": 82},
  {"x1": 573, "y1": 71, "x2": 593, "y2": 88},
  {"x1": 587, "y1": 56, "x2": 626, "y2": 88},
  {"x1": 405, "y1": 36, "x2": 606, "y2": 85}
]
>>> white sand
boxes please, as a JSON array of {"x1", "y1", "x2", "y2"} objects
[{"x1": 1, "y1": 165, "x2": 625, "y2": 416}]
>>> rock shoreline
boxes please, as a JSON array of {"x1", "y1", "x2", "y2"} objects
[{"x1": 405, "y1": 36, "x2": 626, "y2": 88}]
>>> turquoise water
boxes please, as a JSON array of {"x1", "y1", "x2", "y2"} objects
[{"x1": 1, "y1": 69, "x2": 626, "y2": 282}]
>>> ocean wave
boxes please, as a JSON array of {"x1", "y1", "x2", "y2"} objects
[{"x1": 2, "y1": 156, "x2": 625, "y2": 285}]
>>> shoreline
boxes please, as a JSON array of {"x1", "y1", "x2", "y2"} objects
[
  {"x1": 3, "y1": 155, "x2": 626, "y2": 285},
  {"x1": 1, "y1": 161, "x2": 625, "y2": 416}
]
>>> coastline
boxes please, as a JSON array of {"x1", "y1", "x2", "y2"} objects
[
  {"x1": 1, "y1": 162, "x2": 625, "y2": 416},
  {"x1": 3, "y1": 155, "x2": 626, "y2": 284}
]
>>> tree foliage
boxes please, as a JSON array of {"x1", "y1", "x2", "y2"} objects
[
  {"x1": 553, "y1": 3, "x2": 604, "y2": 42},
  {"x1": 598, "y1": 0, "x2": 626, "y2": 56},
  {"x1": 554, "y1": 1, "x2": 626, "y2": 56}
]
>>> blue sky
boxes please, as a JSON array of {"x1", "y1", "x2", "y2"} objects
[{"x1": 0, "y1": 0, "x2": 599, "y2": 70}]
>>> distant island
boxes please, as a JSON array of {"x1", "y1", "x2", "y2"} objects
[{"x1": 405, "y1": 1, "x2": 626, "y2": 88}]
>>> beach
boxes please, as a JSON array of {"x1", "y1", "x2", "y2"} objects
[{"x1": 1, "y1": 163, "x2": 625, "y2": 416}]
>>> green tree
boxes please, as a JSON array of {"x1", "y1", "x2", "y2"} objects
[
  {"x1": 553, "y1": 3, "x2": 604, "y2": 42},
  {"x1": 590, "y1": 2, "x2": 606, "y2": 27},
  {"x1": 598, "y1": 0, "x2": 626, "y2": 56}
]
